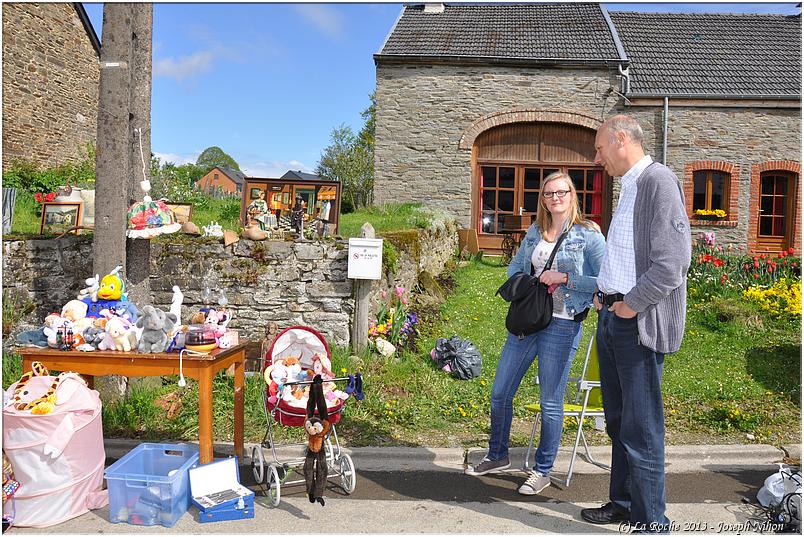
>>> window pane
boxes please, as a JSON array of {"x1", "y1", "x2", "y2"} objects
[
  {"x1": 481, "y1": 212, "x2": 495, "y2": 234},
  {"x1": 496, "y1": 214, "x2": 507, "y2": 234},
  {"x1": 693, "y1": 171, "x2": 707, "y2": 210},
  {"x1": 776, "y1": 176, "x2": 788, "y2": 195},
  {"x1": 760, "y1": 216, "x2": 773, "y2": 236},
  {"x1": 773, "y1": 216, "x2": 786, "y2": 236},
  {"x1": 498, "y1": 190, "x2": 514, "y2": 212},
  {"x1": 711, "y1": 172, "x2": 726, "y2": 210},
  {"x1": 568, "y1": 169, "x2": 584, "y2": 191},
  {"x1": 523, "y1": 191, "x2": 539, "y2": 212},
  {"x1": 761, "y1": 174, "x2": 774, "y2": 194},
  {"x1": 585, "y1": 193, "x2": 593, "y2": 212},
  {"x1": 586, "y1": 172, "x2": 594, "y2": 191},
  {"x1": 482, "y1": 167, "x2": 496, "y2": 188},
  {"x1": 499, "y1": 167, "x2": 515, "y2": 189},
  {"x1": 774, "y1": 195, "x2": 787, "y2": 217},
  {"x1": 543, "y1": 168, "x2": 559, "y2": 180},
  {"x1": 761, "y1": 196, "x2": 774, "y2": 215},
  {"x1": 482, "y1": 190, "x2": 496, "y2": 211},
  {"x1": 524, "y1": 168, "x2": 540, "y2": 189}
]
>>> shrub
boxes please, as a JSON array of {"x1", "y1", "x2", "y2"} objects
[{"x1": 742, "y1": 278, "x2": 802, "y2": 320}]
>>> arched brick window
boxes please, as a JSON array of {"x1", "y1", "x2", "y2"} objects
[{"x1": 684, "y1": 161, "x2": 739, "y2": 226}]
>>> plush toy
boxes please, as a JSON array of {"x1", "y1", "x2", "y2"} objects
[
  {"x1": 15, "y1": 329, "x2": 48, "y2": 348},
  {"x1": 98, "y1": 317, "x2": 136, "y2": 351},
  {"x1": 97, "y1": 266, "x2": 125, "y2": 301},
  {"x1": 76, "y1": 274, "x2": 100, "y2": 302},
  {"x1": 61, "y1": 300, "x2": 88, "y2": 322},
  {"x1": 42, "y1": 314, "x2": 70, "y2": 348},
  {"x1": 77, "y1": 326, "x2": 104, "y2": 351},
  {"x1": 218, "y1": 330, "x2": 239, "y2": 349},
  {"x1": 283, "y1": 357, "x2": 305, "y2": 399},
  {"x1": 135, "y1": 305, "x2": 178, "y2": 354},
  {"x1": 303, "y1": 374, "x2": 330, "y2": 506}
]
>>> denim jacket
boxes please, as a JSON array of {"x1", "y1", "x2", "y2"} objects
[{"x1": 507, "y1": 222, "x2": 606, "y2": 318}]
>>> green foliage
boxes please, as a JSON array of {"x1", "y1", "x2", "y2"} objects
[
  {"x1": 338, "y1": 202, "x2": 437, "y2": 238},
  {"x1": 316, "y1": 94, "x2": 375, "y2": 210},
  {"x1": 190, "y1": 196, "x2": 242, "y2": 230},
  {"x1": 2, "y1": 354, "x2": 22, "y2": 391},
  {"x1": 2, "y1": 289, "x2": 35, "y2": 337},
  {"x1": 150, "y1": 156, "x2": 207, "y2": 201},
  {"x1": 382, "y1": 240, "x2": 399, "y2": 274},
  {"x1": 195, "y1": 146, "x2": 240, "y2": 172},
  {"x1": 2, "y1": 143, "x2": 96, "y2": 194}
]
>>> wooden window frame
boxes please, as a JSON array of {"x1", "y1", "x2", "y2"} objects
[{"x1": 684, "y1": 161, "x2": 739, "y2": 226}]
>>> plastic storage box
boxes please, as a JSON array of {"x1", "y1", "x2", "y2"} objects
[{"x1": 104, "y1": 443, "x2": 200, "y2": 527}]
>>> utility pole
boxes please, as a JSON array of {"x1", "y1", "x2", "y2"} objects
[
  {"x1": 93, "y1": 3, "x2": 154, "y2": 401},
  {"x1": 93, "y1": 3, "x2": 153, "y2": 304}
]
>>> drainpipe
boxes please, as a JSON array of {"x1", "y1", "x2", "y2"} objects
[
  {"x1": 662, "y1": 96, "x2": 669, "y2": 165},
  {"x1": 618, "y1": 63, "x2": 630, "y2": 95}
]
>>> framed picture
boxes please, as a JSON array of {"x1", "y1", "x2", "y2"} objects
[
  {"x1": 40, "y1": 202, "x2": 82, "y2": 235},
  {"x1": 282, "y1": 192, "x2": 289, "y2": 205},
  {"x1": 249, "y1": 187, "x2": 263, "y2": 199},
  {"x1": 165, "y1": 202, "x2": 193, "y2": 224}
]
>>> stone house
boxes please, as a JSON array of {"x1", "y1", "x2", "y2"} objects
[
  {"x1": 197, "y1": 166, "x2": 245, "y2": 195},
  {"x1": 374, "y1": 3, "x2": 801, "y2": 253},
  {"x1": 2, "y1": 3, "x2": 101, "y2": 170}
]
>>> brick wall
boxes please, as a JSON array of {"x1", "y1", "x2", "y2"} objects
[
  {"x1": 2, "y1": 3, "x2": 99, "y2": 170},
  {"x1": 198, "y1": 168, "x2": 239, "y2": 194}
]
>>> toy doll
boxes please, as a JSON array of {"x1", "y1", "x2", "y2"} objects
[{"x1": 303, "y1": 375, "x2": 330, "y2": 506}]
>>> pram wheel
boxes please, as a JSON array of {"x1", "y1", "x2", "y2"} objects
[
  {"x1": 337, "y1": 453, "x2": 356, "y2": 494},
  {"x1": 266, "y1": 464, "x2": 281, "y2": 507},
  {"x1": 251, "y1": 445, "x2": 266, "y2": 484}
]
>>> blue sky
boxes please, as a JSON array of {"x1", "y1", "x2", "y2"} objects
[{"x1": 82, "y1": 2, "x2": 801, "y2": 178}]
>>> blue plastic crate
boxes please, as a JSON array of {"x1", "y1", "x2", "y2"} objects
[{"x1": 104, "y1": 443, "x2": 200, "y2": 527}]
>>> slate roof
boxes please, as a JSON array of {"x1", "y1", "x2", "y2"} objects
[
  {"x1": 217, "y1": 166, "x2": 245, "y2": 186},
  {"x1": 609, "y1": 11, "x2": 801, "y2": 97},
  {"x1": 376, "y1": 3, "x2": 622, "y2": 63},
  {"x1": 281, "y1": 170, "x2": 327, "y2": 182}
]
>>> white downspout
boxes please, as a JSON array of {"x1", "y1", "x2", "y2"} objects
[
  {"x1": 618, "y1": 63, "x2": 630, "y2": 95},
  {"x1": 662, "y1": 96, "x2": 669, "y2": 165}
]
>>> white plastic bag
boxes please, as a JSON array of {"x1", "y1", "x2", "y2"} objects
[{"x1": 757, "y1": 464, "x2": 801, "y2": 510}]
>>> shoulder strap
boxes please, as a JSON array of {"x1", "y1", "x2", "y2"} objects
[{"x1": 539, "y1": 229, "x2": 570, "y2": 276}]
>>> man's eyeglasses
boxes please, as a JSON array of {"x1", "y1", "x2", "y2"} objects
[{"x1": 542, "y1": 190, "x2": 571, "y2": 199}]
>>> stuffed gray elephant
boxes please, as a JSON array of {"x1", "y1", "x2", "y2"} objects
[{"x1": 136, "y1": 305, "x2": 178, "y2": 354}]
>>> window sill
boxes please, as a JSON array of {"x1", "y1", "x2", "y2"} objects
[{"x1": 690, "y1": 219, "x2": 738, "y2": 228}]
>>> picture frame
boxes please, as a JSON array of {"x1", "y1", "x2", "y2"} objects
[
  {"x1": 165, "y1": 202, "x2": 193, "y2": 224},
  {"x1": 282, "y1": 192, "x2": 289, "y2": 205},
  {"x1": 249, "y1": 187, "x2": 263, "y2": 199},
  {"x1": 40, "y1": 202, "x2": 82, "y2": 235}
]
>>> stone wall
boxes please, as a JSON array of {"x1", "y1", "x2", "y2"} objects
[
  {"x1": 374, "y1": 61, "x2": 801, "y2": 251},
  {"x1": 2, "y1": 3, "x2": 99, "y2": 170},
  {"x1": 2, "y1": 224, "x2": 458, "y2": 348},
  {"x1": 374, "y1": 63, "x2": 620, "y2": 227}
]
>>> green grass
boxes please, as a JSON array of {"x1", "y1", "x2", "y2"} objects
[
  {"x1": 3, "y1": 255, "x2": 799, "y2": 449},
  {"x1": 338, "y1": 202, "x2": 436, "y2": 238},
  {"x1": 9, "y1": 191, "x2": 41, "y2": 234}
]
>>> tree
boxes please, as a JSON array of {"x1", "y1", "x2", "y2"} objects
[
  {"x1": 316, "y1": 93, "x2": 375, "y2": 210},
  {"x1": 196, "y1": 146, "x2": 240, "y2": 172}
]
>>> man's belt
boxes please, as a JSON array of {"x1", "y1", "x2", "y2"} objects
[{"x1": 597, "y1": 291, "x2": 625, "y2": 307}]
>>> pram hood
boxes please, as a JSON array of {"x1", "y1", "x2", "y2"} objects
[{"x1": 269, "y1": 326, "x2": 330, "y2": 369}]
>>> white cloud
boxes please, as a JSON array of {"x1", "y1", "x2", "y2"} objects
[
  {"x1": 241, "y1": 159, "x2": 315, "y2": 178},
  {"x1": 293, "y1": 5, "x2": 344, "y2": 40},
  {"x1": 153, "y1": 151, "x2": 200, "y2": 166},
  {"x1": 154, "y1": 51, "x2": 215, "y2": 82}
]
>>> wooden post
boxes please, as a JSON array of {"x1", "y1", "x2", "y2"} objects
[{"x1": 351, "y1": 222, "x2": 375, "y2": 353}]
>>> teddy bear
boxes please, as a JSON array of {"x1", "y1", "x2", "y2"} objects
[
  {"x1": 61, "y1": 300, "x2": 88, "y2": 323},
  {"x1": 135, "y1": 305, "x2": 178, "y2": 354},
  {"x1": 98, "y1": 316, "x2": 137, "y2": 351}
]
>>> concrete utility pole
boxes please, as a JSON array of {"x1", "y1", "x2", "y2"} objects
[
  {"x1": 93, "y1": 3, "x2": 154, "y2": 400},
  {"x1": 93, "y1": 3, "x2": 153, "y2": 304}
]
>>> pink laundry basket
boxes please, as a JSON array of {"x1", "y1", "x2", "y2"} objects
[{"x1": 3, "y1": 372, "x2": 108, "y2": 527}]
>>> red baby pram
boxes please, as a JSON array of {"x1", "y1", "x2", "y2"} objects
[{"x1": 251, "y1": 326, "x2": 356, "y2": 507}]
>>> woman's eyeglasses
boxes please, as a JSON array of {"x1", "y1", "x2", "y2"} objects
[{"x1": 542, "y1": 190, "x2": 571, "y2": 199}]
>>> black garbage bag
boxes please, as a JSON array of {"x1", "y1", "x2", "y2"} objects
[{"x1": 430, "y1": 336, "x2": 482, "y2": 380}]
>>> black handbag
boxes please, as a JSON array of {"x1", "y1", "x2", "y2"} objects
[{"x1": 496, "y1": 230, "x2": 569, "y2": 338}]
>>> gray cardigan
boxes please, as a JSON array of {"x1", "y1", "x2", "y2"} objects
[{"x1": 622, "y1": 162, "x2": 691, "y2": 354}]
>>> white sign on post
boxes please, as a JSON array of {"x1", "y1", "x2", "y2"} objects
[{"x1": 348, "y1": 238, "x2": 383, "y2": 280}]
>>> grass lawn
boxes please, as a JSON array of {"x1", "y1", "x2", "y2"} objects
[
  {"x1": 4, "y1": 254, "x2": 797, "y2": 449},
  {"x1": 338, "y1": 202, "x2": 441, "y2": 238}
]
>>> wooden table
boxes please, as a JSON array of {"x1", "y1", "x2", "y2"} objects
[{"x1": 18, "y1": 343, "x2": 247, "y2": 464}]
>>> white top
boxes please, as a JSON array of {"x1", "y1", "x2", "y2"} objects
[
  {"x1": 531, "y1": 239, "x2": 572, "y2": 320},
  {"x1": 597, "y1": 155, "x2": 653, "y2": 295}
]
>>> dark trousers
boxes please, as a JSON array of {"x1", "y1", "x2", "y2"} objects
[{"x1": 596, "y1": 308, "x2": 670, "y2": 532}]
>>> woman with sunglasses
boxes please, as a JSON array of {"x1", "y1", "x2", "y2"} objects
[{"x1": 466, "y1": 171, "x2": 605, "y2": 496}]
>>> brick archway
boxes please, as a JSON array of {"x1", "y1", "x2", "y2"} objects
[
  {"x1": 459, "y1": 109, "x2": 601, "y2": 150},
  {"x1": 748, "y1": 160, "x2": 801, "y2": 253}
]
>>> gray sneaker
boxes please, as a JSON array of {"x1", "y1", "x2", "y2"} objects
[
  {"x1": 518, "y1": 471, "x2": 551, "y2": 495},
  {"x1": 465, "y1": 457, "x2": 510, "y2": 476}
]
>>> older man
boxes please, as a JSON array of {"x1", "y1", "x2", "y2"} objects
[{"x1": 581, "y1": 115, "x2": 691, "y2": 533}]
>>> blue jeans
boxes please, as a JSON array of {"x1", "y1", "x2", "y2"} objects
[
  {"x1": 488, "y1": 317, "x2": 582, "y2": 475},
  {"x1": 596, "y1": 308, "x2": 670, "y2": 532}
]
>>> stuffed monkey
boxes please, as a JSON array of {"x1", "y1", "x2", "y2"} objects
[{"x1": 303, "y1": 374, "x2": 330, "y2": 506}]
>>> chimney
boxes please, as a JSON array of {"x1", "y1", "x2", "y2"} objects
[{"x1": 423, "y1": 3, "x2": 445, "y2": 14}]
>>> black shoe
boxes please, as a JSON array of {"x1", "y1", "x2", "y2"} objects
[{"x1": 580, "y1": 502, "x2": 630, "y2": 525}]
